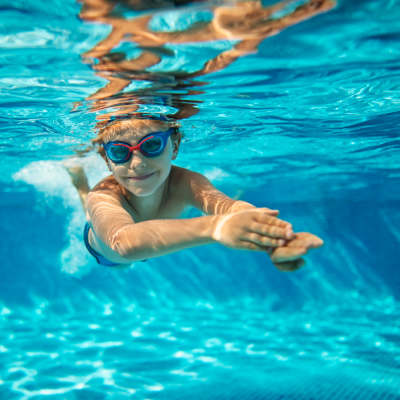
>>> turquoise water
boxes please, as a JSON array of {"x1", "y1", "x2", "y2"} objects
[{"x1": 1, "y1": 0, "x2": 400, "y2": 398}]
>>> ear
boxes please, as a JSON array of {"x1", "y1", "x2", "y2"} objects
[{"x1": 171, "y1": 132, "x2": 182, "y2": 160}]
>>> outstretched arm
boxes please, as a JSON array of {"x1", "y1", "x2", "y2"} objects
[
  {"x1": 189, "y1": 38, "x2": 264, "y2": 78},
  {"x1": 65, "y1": 165, "x2": 90, "y2": 211},
  {"x1": 86, "y1": 177, "x2": 292, "y2": 263},
  {"x1": 181, "y1": 168, "x2": 262, "y2": 214},
  {"x1": 181, "y1": 168, "x2": 323, "y2": 271}
]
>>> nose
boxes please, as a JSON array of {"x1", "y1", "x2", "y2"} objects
[{"x1": 128, "y1": 150, "x2": 147, "y2": 170}]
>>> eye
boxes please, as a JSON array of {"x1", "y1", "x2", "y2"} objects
[
  {"x1": 109, "y1": 144, "x2": 130, "y2": 160},
  {"x1": 141, "y1": 137, "x2": 163, "y2": 153}
]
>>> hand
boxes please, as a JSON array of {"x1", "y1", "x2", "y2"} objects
[
  {"x1": 269, "y1": 232, "x2": 324, "y2": 272},
  {"x1": 230, "y1": 201, "x2": 279, "y2": 215},
  {"x1": 212, "y1": 208, "x2": 294, "y2": 250}
]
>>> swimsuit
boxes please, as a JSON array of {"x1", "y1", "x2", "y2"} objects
[
  {"x1": 83, "y1": 223, "x2": 121, "y2": 267},
  {"x1": 83, "y1": 223, "x2": 147, "y2": 266}
]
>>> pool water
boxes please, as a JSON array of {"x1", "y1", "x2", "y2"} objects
[{"x1": 1, "y1": 0, "x2": 399, "y2": 398}]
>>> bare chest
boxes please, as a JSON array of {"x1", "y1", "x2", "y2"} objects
[{"x1": 122, "y1": 192, "x2": 187, "y2": 222}]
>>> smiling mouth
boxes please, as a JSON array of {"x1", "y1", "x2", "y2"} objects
[{"x1": 127, "y1": 172, "x2": 155, "y2": 181}]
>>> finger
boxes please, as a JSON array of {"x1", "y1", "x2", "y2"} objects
[
  {"x1": 243, "y1": 233, "x2": 286, "y2": 248},
  {"x1": 249, "y1": 221, "x2": 294, "y2": 240},
  {"x1": 270, "y1": 246, "x2": 307, "y2": 262},
  {"x1": 252, "y1": 213, "x2": 293, "y2": 232},
  {"x1": 239, "y1": 240, "x2": 270, "y2": 252},
  {"x1": 273, "y1": 258, "x2": 305, "y2": 272},
  {"x1": 258, "y1": 207, "x2": 279, "y2": 216},
  {"x1": 286, "y1": 232, "x2": 323, "y2": 249}
]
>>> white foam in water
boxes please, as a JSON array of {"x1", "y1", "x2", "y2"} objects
[
  {"x1": 13, "y1": 154, "x2": 108, "y2": 277},
  {"x1": 204, "y1": 167, "x2": 230, "y2": 182},
  {"x1": 0, "y1": 28, "x2": 55, "y2": 48}
]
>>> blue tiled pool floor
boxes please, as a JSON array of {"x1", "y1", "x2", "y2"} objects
[{"x1": 1, "y1": 299, "x2": 399, "y2": 399}]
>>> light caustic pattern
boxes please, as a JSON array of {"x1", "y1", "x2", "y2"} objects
[
  {"x1": 1, "y1": 0, "x2": 400, "y2": 398},
  {"x1": 0, "y1": 298, "x2": 399, "y2": 399}
]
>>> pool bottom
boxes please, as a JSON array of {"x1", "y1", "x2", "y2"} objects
[{"x1": 1, "y1": 299, "x2": 399, "y2": 399}]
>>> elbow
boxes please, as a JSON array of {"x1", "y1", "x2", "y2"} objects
[
  {"x1": 110, "y1": 240, "x2": 130, "y2": 259},
  {"x1": 109, "y1": 228, "x2": 144, "y2": 260}
]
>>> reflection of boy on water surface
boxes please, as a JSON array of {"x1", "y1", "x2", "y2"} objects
[
  {"x1": 80, "y1": 0, "x2": 335, "y2": 99},
  {"x1": 68, "y1": 117, "x2": 323, "y2": 271}
]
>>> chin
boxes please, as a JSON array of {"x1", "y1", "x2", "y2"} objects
[
  {"x1": 130, "y1": 186, "x2": 158, "y2": 197},
  {"x1": 126, "y1": 175, "x2": 167, "y2": 197}
]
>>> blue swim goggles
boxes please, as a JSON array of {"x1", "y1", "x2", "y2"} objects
[{"x1": 104, "y1": 128, "x2": 174, "y2": 163}]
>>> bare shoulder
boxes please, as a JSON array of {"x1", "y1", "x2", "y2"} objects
[
  {"x1": 86, "y1": 175, "x2": 135, "y2": 229},
  {"x1": 169, "y1": 166, "x2": 210, "y2": 194},
  {"x1": 169, "y1": 165, "x2": 220, "y2": 210},
  {"x1": 170, "y1": 165, "x2": 208, "y2": 185},
  {"x1": 91, "y1": 175, "x2": 122, "y2": 194},
  {"x1": 87, "y1": 175, "x2": 126, "y2": 207}
]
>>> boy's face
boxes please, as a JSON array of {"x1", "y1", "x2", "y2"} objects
[{"x1": 104, "y1": 121, "x2": 180, "y2": 197}]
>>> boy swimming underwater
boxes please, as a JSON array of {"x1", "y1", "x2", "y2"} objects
[{"x1": 67, "y1": 117, "x2": 323, "y2": 271}]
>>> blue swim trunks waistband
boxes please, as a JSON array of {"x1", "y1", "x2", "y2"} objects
[{"x1": 83, "y1": 223, "x2": 120, "y2": 267}]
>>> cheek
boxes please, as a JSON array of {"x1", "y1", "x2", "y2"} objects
[
  {"x1": 151, "y1": 142, "x2": 173, "y2": 168},
  {"x1": 111, "y1": 164, "x2": 128, "y2": 175},
  {"x1": 164, "y1": 141, "x2": 174, "y2": 159},
  {"x1": 151, "y1": 157, "x2": 170, "y2": 177},
  {"x1": 151, "y1": 152, "x2": 172, "y2": 179},
  {"x1": 160, "y1": 149, "x2": 173, "y2": 169}
]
